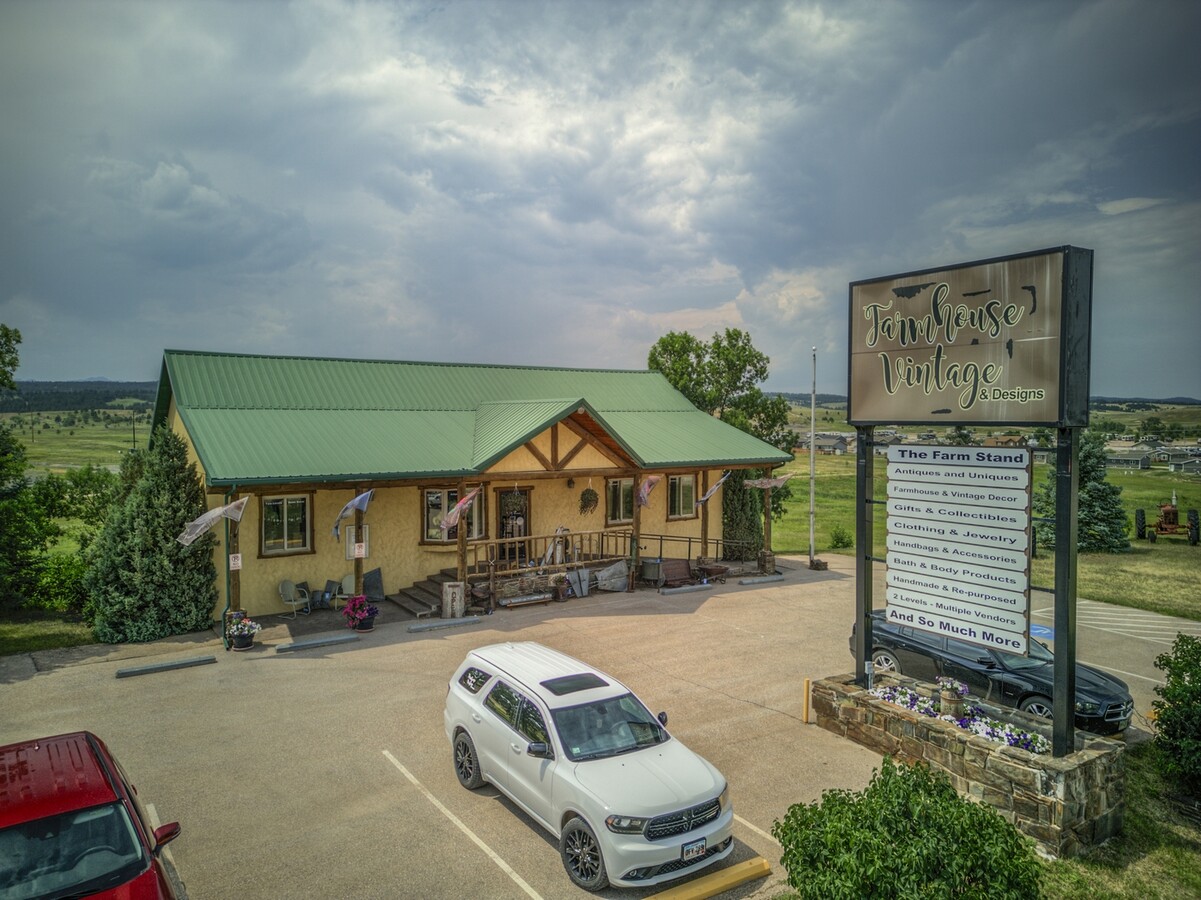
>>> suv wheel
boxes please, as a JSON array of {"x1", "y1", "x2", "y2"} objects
[
  {"x1": 560, "y1": 816, "x2": 608, "y2": 891},
  {"x1": 1019, "y1": 695, "x2": 1053, "y2": 719},
  {"x1": 871, "y1": 648, "x2": 901, "y2": 674},
  {"x1": 453, "y1": 730, "x2": 485, "y2": 789}
]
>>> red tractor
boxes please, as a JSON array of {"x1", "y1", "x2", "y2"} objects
[{"x1": 1135, "y1": 492, "x2": 1199, "y2": 545}]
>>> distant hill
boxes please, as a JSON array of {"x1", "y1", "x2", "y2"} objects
[{"x1": 0, "y1": 380, "x2": 157, "y2": 413}]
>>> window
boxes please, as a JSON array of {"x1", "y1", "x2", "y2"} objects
[
  {"x1": 459, "y1": 667, "x2": 492, "y2": 695},
  {"x1": 517, "y1": 702, "x2": 551, "y2": 745},
  {"x1": 261, "y1": 494, "x2": 310, "y2": 555},
  {"x1": 424, "y1": 488, "x2": 485, "y2": 542},
  {"x1": 484, "y1": 682, "x2": 522, "y2": 727},
  {"x1": 668, "y1": 474, "x2": 696, "y2": 519},
  {"x1": 606, "y1": 478, "x2": 634, "y2": 525}
]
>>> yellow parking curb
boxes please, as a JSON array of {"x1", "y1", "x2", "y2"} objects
[{"x1": 646, "y1": 857, "x2": 772, "y2": 899}]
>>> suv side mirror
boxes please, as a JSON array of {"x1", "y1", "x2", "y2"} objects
[
  {"x1": 526, "y1": 742, "x2": 553, "y2": 759},
  {"x1": 657, "y1": 711, "x2": 668, "y2": 726}
]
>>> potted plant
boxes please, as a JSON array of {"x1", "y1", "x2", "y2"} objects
[
  {"x1": 578, "y1": 487, "x2": 598, "y2": 516},
  {"x1": 342, "y1": 595, "x2": 380, "y2": 632},
  {"x1": 227, "y1": 614, "x2": 262, "y2": 651},
  {"x1": 936, "y1": 676, "x2": 968, "y2": 719}
]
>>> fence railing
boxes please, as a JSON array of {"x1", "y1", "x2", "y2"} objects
[{"x1": 461, "y1": 528, "x2": 761, "y2": 595}]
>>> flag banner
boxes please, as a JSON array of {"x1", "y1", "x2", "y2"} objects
[
  {"x1": 695, "y1": 471, "x2": 731, "y2": 507},
  {"x1": 176, "y1": 497, "x2": 250, "y2": 546},
  {"x1": 637, "y1": 475, "x2": 662, "y2": 507},
  {"x1": 440, "y1": 486, "x2": 482, "y2": 532},
  {"x1": 744, "y1": 474, "x2": 793, "y2": 489},
  {"x1": 333, "y1": 490, "x2": 374, "y2": 540}
]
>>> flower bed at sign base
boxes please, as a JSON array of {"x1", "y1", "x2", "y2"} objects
[{"x1": 871, "y1": 680, "x2": 1051, "y2": 755}]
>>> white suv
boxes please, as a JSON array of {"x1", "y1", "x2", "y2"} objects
[{"x1": 443, "y1": 642, "x2": 733, "y2": 891}]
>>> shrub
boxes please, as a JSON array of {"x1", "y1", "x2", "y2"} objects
[
  {"x1": 30, "y1": 552, "x2": 88, "y2": 617},
  {"x1": 1153, "y1": 633, "x2": 1201, "y2": 797},
  {"x1": 771, "y1": 757, "x2": 1043, "y2": 899},
  {"x1": 829, "y1": 524, "x2": 853, "y2": 549}
]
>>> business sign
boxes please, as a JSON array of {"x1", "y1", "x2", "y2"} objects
[
  {"x1": 848, "y1": 246, "x2": 1092, "y2": 426},
  {"x1": 884, "y1": 445, "x2": 1032, "y2": 653}
]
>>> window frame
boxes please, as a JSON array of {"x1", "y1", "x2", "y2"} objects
[
  {"x1": 668, "y1": 473, "x2": 697, "y2": 520},
  {"x1": 605, "y1": 477, "x2": 634, "y2": 525},
  {"x1": 260, "y1": 493, "x2": 313, "y2": 557},
  {"x1": 422, "y1": 487, "x2": 486, "y2": 544}
]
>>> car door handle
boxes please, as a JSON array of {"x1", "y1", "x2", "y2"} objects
[
  {"x1": 510, "y1": 742, "x2": 523, "y2": 753},
  {"x1": 471, "y1": 712, "x2": 482, "y2": 723}
]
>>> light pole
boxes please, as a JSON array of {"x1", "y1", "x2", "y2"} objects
[{"x1": 808, "y1": 346, "x2": 816, "y2": 567}]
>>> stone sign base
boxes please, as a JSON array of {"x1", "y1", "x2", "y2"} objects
[{"x1": 812, "y1": 674, "x2": 1126, "y2": 859}]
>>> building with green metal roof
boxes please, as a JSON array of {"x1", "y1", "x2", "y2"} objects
[{"x1": 154, "y1": 349, "x2": 793, "y2": 619}]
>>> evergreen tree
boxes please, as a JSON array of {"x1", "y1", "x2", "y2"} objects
[
  {"x1": 84, "y1": 426, "x2": 217, "y2": 642},
  {"x1": 1033, "y1": 429, "x2": 1130, "y2": 552},
  {"x1": 721, "y1": 470, "x2": 764, "y2": 559}
]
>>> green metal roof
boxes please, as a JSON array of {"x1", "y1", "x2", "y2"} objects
[{"x1": 154, "y1": 350, "x2": 792, "y2": 486}]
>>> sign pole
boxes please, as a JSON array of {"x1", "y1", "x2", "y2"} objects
[
  {"x1": 1052, "y1": 427, "x2": 1080, "y2": 756},
  {"x1": 854, "y1": 425, "x2": 874, "y2": 687}
]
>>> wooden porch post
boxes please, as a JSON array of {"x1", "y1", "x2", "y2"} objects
[
  {"x1": 456, "y1": 480, "x2": 468, "y2": 582},
  {"x1": 228, "y1": 493, "x2": 241, "y2": 613},
  {"x1": 353, "y1": 499, "x2": 364, "y2": 595},
  {"x1": 700, "y1": 470, "x2": 710, "y2": 560},
  {"x1": 763, "y1": 485, "x2": 773, "y2": 552},
  {"x1": 629, "y1": 473, "x2": 642, "y2": 591}
]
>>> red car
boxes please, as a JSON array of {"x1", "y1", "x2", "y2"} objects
[{"x1": 0, "y1": 731, "x2": 181, "y2": 899}]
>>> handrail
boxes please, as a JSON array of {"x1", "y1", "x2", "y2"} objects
[
  {"x1": 463, "y1": 529, "x2": 634, "y2": 585},
  {"x1": 461, "y1": 528, "x2": 759, "y2": 587}
]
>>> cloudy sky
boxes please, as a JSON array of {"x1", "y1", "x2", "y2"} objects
[{"x1": 2, "y1": 0, "x2": 1198, "y2": 397}]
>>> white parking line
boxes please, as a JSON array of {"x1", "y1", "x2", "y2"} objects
[
  {"x1": 382, "y1": 751, "x2": 544, "y2": 900},
  {"x1": 735, "y1": 814, "x2": 779, "y2": 846}
]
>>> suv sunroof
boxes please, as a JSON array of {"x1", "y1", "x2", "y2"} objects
[{"x1": 540, "y1": 673, "x2": 608, "y2": 695}]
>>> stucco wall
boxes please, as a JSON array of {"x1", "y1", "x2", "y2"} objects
[{"x1": 185, "y1": 411, "x2": 727, "y2": 619}]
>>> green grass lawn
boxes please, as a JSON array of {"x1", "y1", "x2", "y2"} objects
[{"x1": 1, "y1": 411, "x2": 147, "y2": 475}]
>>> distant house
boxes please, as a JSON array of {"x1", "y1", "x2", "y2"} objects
[
  {"x1": 152, "y1": 350, "x2": 792, "y2": 619},
  {"x1": 982, "y1": 435, "x2": 1028, "y2": 448},
  {"x1": 1169, "y1": 458, "x2": 1201, "y2": 475},
  {"x1": 1105, "y1": 451, "x2": 1151, "y2": 471},
  {"x1": 813, "y1": 435, "x2": 848, "y2": 455}
]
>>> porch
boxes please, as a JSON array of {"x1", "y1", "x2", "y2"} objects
[{"x1": 381, "y1": 528, "x2": 765, "y2": 618}]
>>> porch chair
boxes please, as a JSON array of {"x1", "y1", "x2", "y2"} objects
[
  {"x1": 334, "y1": 573, "x2": 355, "y2": 606},
  {"x1": 278, "y1": 580, "x2": 311, "y2": 618}
]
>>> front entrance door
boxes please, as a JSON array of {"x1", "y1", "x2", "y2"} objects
[{"x1": 498, "y1": 488, "x2": 530, "y2": 564}]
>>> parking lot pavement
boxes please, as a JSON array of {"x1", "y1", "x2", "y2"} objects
[
  {"x1": 1031, "y1": 598, "x2": 1201, "y2": 729},
  {"x1": 0, "y1": 555, "x2": 884, "y2": 899}
]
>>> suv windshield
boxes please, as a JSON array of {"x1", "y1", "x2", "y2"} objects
[
  {"x1": 0, "y1": 802, "x2": 147, "y2": 900},
  {"x1": 551, "y1": 692, "x2": 668, "y2": 762}
]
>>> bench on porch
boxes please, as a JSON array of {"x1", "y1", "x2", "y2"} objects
[{"x1": 659, "y1": 558, "x2": 696, "y2": 588}]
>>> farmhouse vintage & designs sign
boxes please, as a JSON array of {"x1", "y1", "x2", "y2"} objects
[{"x1": 848, "y1": 247, "x2": 1092, "y2": 426}]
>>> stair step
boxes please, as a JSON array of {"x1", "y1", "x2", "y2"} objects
[{"x1": 385, "y1": 590, "x2": 436, "y2": 618}]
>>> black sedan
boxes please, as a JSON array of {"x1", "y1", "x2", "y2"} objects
[{"x1": 850, "y1": 610, "x2": 1134, "y2": 735}]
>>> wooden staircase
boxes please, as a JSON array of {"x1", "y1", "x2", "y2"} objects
[{"x1": 383, "y1": 568, "x2": 463, "y2": 619}]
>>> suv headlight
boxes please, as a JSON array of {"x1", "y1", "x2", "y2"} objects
[
  {"x1": 605, "y1": 814, "x2": 649, "y2": 834},
  {"x1": 1075, "y1": 700, "x2": 1100, "y2": 714},
  {"x1": 719, "y1": 783, "x2": 731, "y2": 812}
]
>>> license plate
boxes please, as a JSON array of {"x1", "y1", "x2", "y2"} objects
[{"x1": 682, "y1": 838, "x2": 706, "y2": 861}]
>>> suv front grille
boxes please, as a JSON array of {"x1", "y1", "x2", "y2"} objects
[{"x1": 645, "y1": 797, "x2": 721, "y2": 840}]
